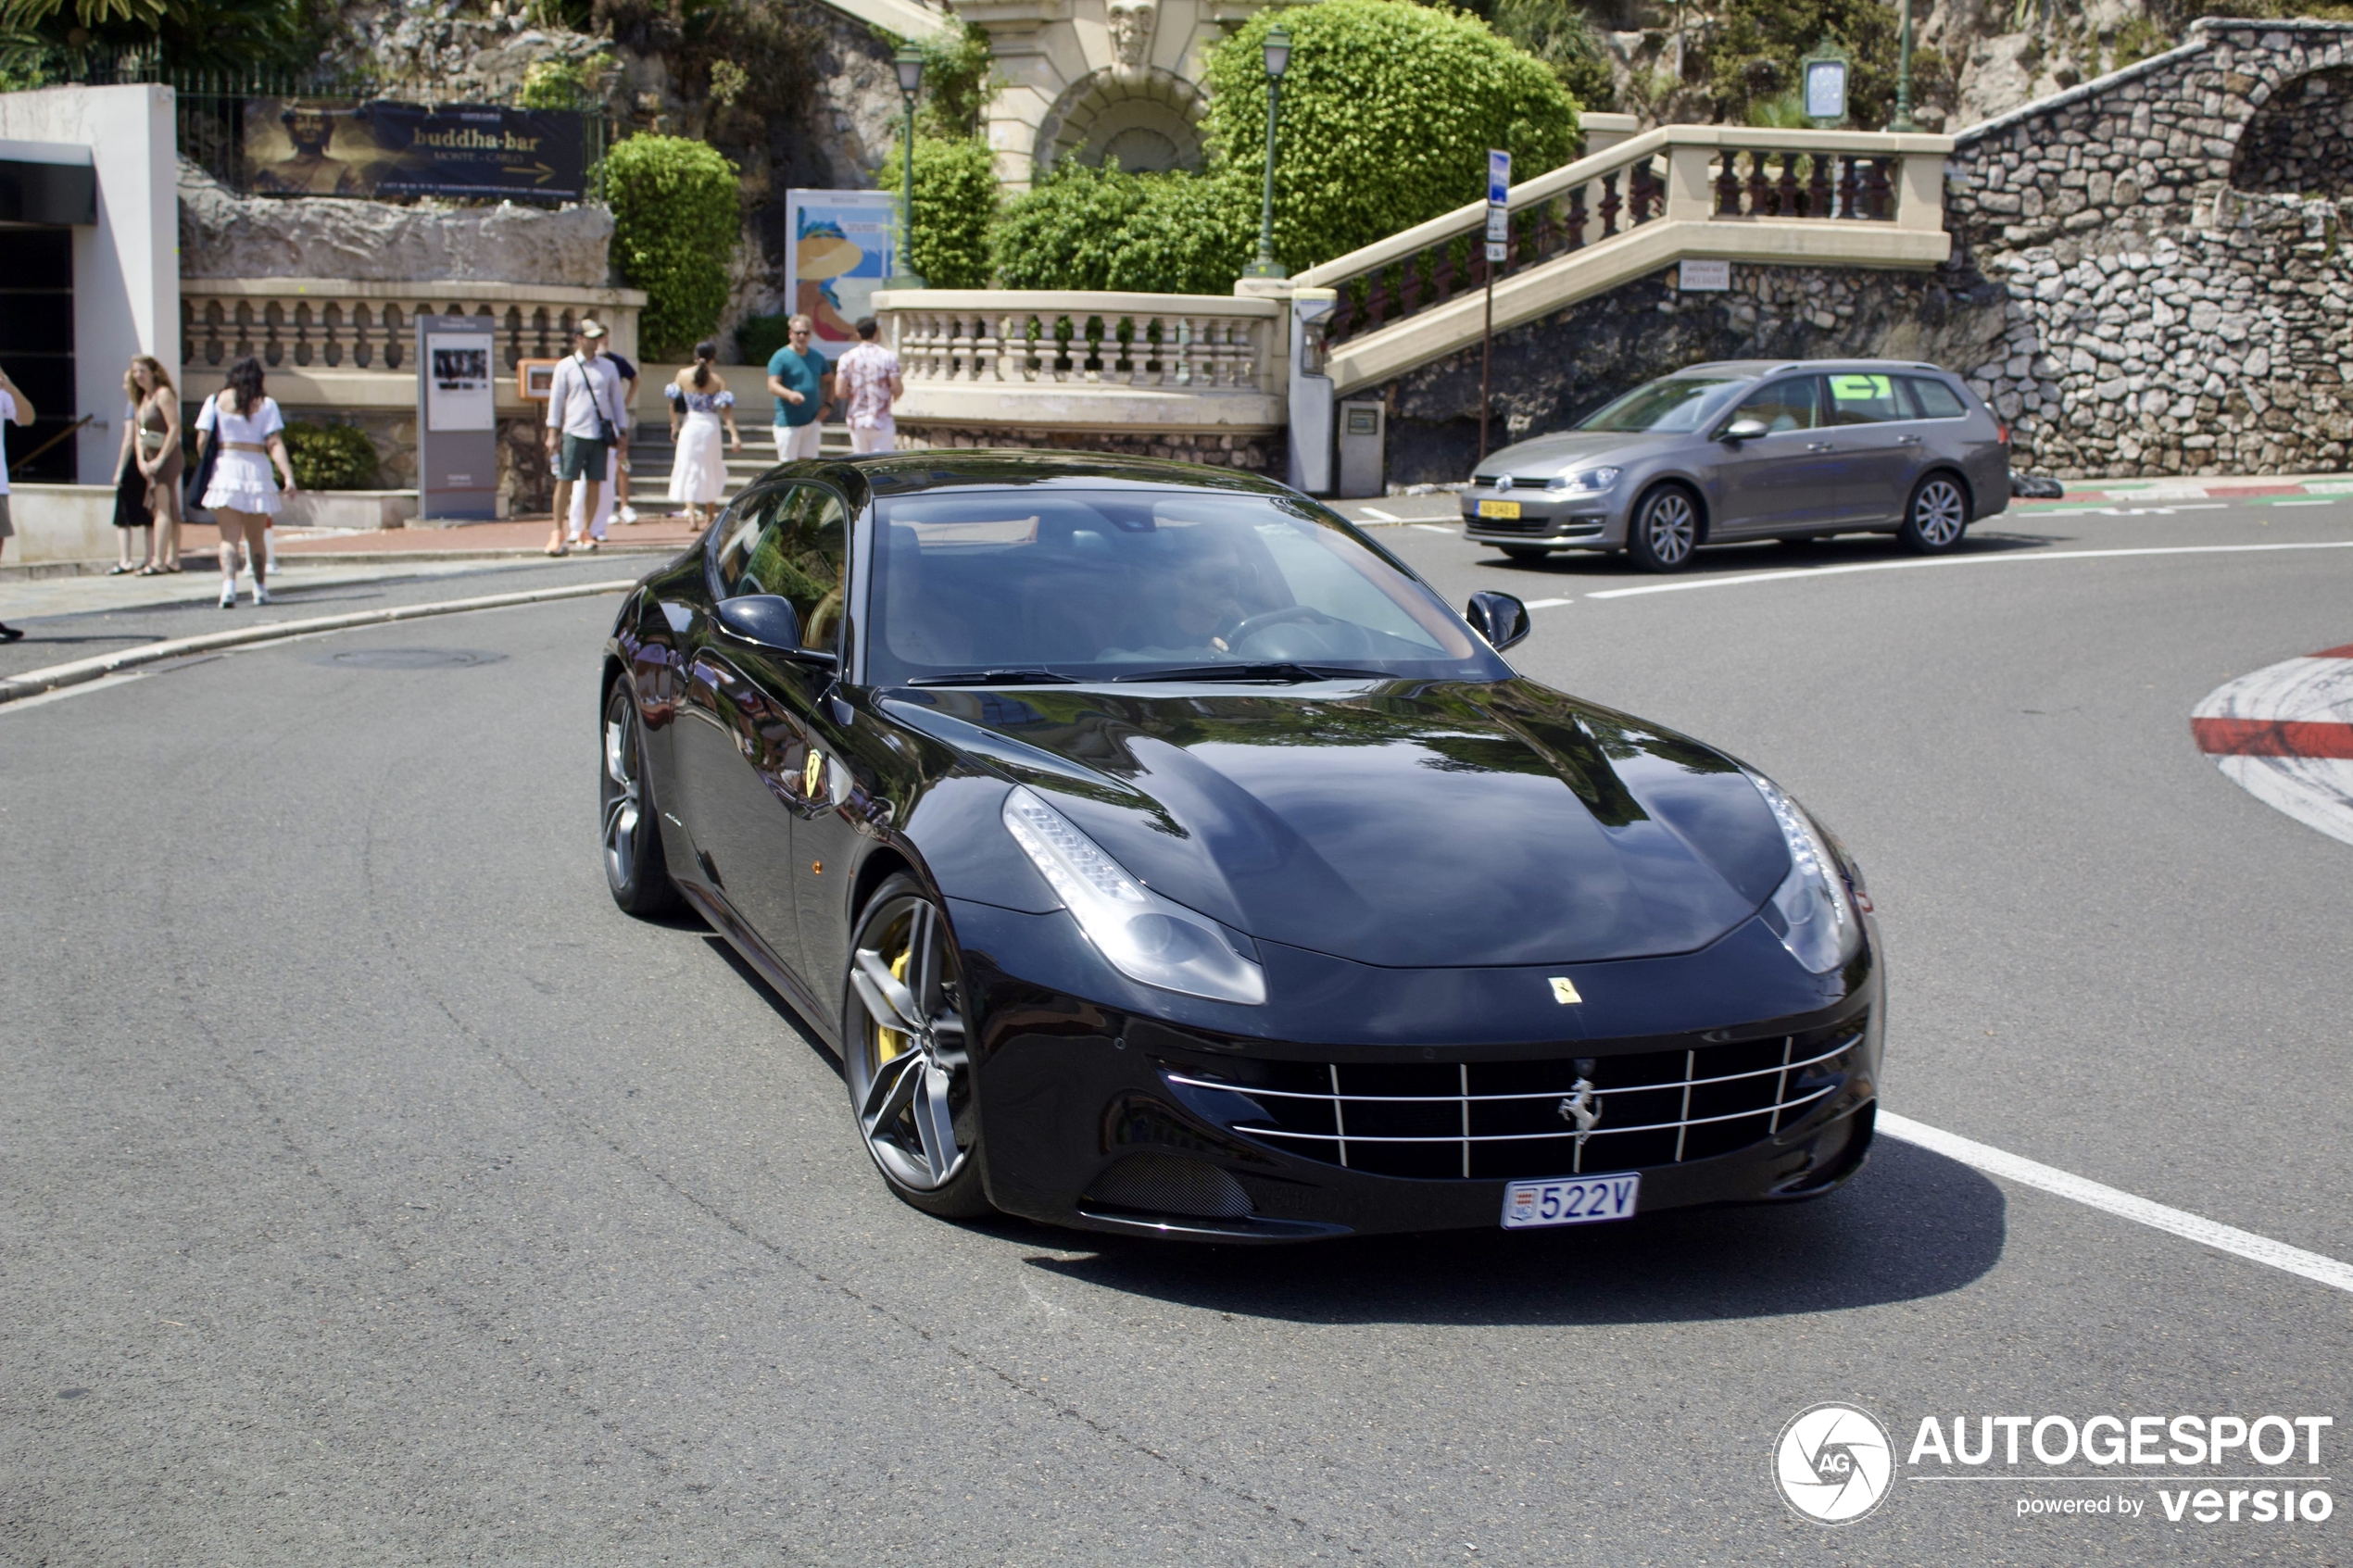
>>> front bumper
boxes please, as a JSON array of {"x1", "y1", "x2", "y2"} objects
[
  {"x1": 948, "y1": 898, "x2": 1883, "y2": 1243},
  {"x1": 1459, "y1": 487, "x2": 1621, "y2": 551}
]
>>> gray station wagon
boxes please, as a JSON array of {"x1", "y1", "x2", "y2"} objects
[{"x1": 1461, "y1": 359, "x2": 2012, "y2": 571}]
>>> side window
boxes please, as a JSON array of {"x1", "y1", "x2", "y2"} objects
[
  {"x1": 711, "y1": 487, "x2": 788, "y2": 598},
  {"x1": 745, "y1": 483, "x2": 849, "y2": 653},
  {"x1": 1899, "y1": 376, "x2": 1969, "y2": 420},
  {"x1": 1822, "y1": 373, "x2": 1905, "y2": 425},
  {"x1": 1730, "y1": 378, "x2": 1817, "y2": 433}
]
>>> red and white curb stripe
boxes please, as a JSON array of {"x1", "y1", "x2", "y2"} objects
[{"x1": 2191, "y1": 642, "x2": 2353, "y2": 847}]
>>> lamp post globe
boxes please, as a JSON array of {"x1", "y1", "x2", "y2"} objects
[
  {"x1": 887, "y1": 42, "x2": 927, "y2": 289},
  {"x1": 1244, "y1": 23, "x2": 1290, "y2": 280}
]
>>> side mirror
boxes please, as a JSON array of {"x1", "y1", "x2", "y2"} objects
[
  {"x1": 1720, "y1": 417, "x2": 1769, "y2": 443},
  {"x1": 1465, "y1": 590, "x2": 1530, "y2": 652},
  {"x1": 716, "y1": 594, "x2": 837, "y2": 667}
]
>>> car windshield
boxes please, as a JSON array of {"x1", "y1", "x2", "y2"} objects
[
  {"x1": 1576, "y1": 376, "x2": 1740, "y2": 433},
  {"x1": 864, "y1": 488, "x2": 1507, "y2": 685}
]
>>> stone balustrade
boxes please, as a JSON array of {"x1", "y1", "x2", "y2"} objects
[
  {"x1": 180, "y1": 278, "x2": 648, "y2": 376},
  {"x1": 872, "y1": 290, "x2": 1287, "y2": 469},
  {"x1": 1297, "y1": 124, "x2": 1952, "y2": 349}
]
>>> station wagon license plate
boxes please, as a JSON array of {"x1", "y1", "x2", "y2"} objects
[
  {"x1": 1477, "y1": 499, "x2": 1522, "y2": 519},
  {"x1": 1501, "y1": 1173, "x2": 1640, "y2": 1229}
]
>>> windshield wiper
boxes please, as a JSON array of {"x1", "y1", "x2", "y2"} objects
[
  {"x1": 1111, "y1": 662, "x2": 1391, "y2": 684},
  {"x1": 905, "y1": 668, "x2": 1081, "y2": 687}
]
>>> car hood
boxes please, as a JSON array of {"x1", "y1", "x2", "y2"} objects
[
  {"x1": 1482, "y1": 429, "x2": 1690, "y2": 477},
  {"x1": 887, "y1": 680, "x2": 1792, "y2": 969}
]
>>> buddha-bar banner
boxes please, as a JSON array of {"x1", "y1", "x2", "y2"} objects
[{"x1": 243, "y1": 100, "x2": 585, "y2": 200}]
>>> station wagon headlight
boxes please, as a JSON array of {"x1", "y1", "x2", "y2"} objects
[
  {"x1": 1745, "y1": 771, "x2": 1862, "y2": 973},
  {"x1": 1002, "y1": 787, "x2": 1267, "y2": 1006},
  {"x1": 1549, "y1": 467, "x2": 1621, "y2": 493}
]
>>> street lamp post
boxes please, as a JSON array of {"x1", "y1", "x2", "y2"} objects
[
  {"x1": 1890, "y1": 0, "x2": 1916, "y2": 132},
  {"x1": 887, "y1": 43, "x2": 927, "y2": 288},
  {"x1": 1244, "y1": 24, "x2": 1290, "y2": 281}
]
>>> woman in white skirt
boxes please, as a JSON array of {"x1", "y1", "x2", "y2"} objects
[
  {"x1": 665, "y1": 342, "x2": 741, "y2": 530},
  {"x1": 195, "y1": 356, "x2": 298, "y2": 608}
]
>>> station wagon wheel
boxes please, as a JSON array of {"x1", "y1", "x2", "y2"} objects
[
  {"x1": 843, "y1": 876, "x2": 992, "y2": 1217},
  {"x1": 1628, "y1": 484, "x2": 1700, "y2": 572},
  {"x1": 600, "y1": 682, "x2": 681, "y2": 917},
  {"x1": 1898, "y1": 474, "x2": 1969, "y2": 554}
]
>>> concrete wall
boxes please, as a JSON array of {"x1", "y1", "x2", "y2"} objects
[
  {"x1": 0, "y1": 85, "x2": 178, "y2": 484},
  {"x1": 5, "y1": 483, "x2": 119, "y2": 565}
]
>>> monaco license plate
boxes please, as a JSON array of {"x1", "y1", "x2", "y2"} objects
[
  {"x1": 1477, "y1": 499, "x2": 1523, "y2": 519},
  {"x1": 1501, "y1": 1173, "x2": 1640, "y2": 1229}
]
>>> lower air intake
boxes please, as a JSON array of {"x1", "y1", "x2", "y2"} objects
[{"x1": 1083, "y1": 1153, "x2": 1254, "y2": 1219}]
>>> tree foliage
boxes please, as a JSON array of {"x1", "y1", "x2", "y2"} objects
[
  {"x1": 283, "y1": 420, "x2": 379, "y2": 490},
  {"x1": 604, "y1": 134, "x2": 740, "y2": 359},
  {"x1": 899, "y1": 133, "x2": 1000, "y2": 289},
  {"x1": 990, "y1": 160, "x2": 1253, "y2": 293},
  {"x1": 914, "y1": 18, "x2": 996, "y2": 139},
  {"x1": 0, "y1": 0, "x2": 322, "y2": 74},
  {"x1": 1489, "y1": 0, "x2": 1616, "y2": 111},
  {"x1": 1200, "y1": 0, "x2": 1582, "y2": 275},
  {"x1": 1709, "y1": 0, "x2": 1947, "y2": 127}
]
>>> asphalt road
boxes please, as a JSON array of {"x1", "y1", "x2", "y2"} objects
[{"x1": 3, "y1": 494, "x2": 2348, "y2": 1564}]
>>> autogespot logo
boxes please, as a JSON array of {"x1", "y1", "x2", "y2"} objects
[{"x1": 1775, "y1": 1402, "x2": 1896, "y2": 1524}]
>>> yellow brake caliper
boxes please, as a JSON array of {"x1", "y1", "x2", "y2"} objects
[{"x1": 875, "y1": 940, "x2": 913, "y2": 1065}]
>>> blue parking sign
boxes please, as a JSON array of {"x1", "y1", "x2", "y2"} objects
[{"x1": 1488, "y1": 148, "x2": 1511, "y2": 206}]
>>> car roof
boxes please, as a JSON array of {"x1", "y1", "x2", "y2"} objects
[
  {"x1": 1675, "y1": 358, "x2": 1961, "y2": 380},
  {"x1": 826, "y1": 450, "x2": 1297, "y2": 499}
]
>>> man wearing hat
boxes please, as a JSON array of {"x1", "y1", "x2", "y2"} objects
[{"x1": 543, "y1": 319, "x2": 624, "y2": 556}]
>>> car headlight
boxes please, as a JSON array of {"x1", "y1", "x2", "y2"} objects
[
  {"x1": 1001, "y1": 786, "x2": 1267, "y2": 1006},
  {"x1": 1548, "y1": 467, "x2": 1621, "y2": 493},
  {"x1": 1745, "y1": 771, "x2": 1862, "y2": 973}
]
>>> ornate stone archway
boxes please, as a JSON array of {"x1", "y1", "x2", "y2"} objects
[{"x1": 1035, "y1": 67, "x2": 1207, "y2": 174}]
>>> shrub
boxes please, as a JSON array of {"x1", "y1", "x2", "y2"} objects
[
  {"x1": 1709, "y1": 0, "x2": 1948, "y2": 127},
  {"x1": 283, "y1": 420, "x2": 379, "y2": 491},
  {"x1": 604, "y1": 133, "x2": 740, "y2": 360},
  {"x1": 1201, "y1": 0, "x2": 1581, "y2": 276},
  {"x1": 1490, "y1": 0, "x2": 1617, "y2": 111},
  {"x1": 915, "y1": 19, "x2": 997, "y2": 139},
  {"x1": 990, "y1": 161, "x2": 1253, "y2": 294},
  {"x1": 897, "y1": 134, "x2": 1000, "y2": 289},
  {"x1": 736, "y1": 311, "x2": 793, "y2": 367},
  {"x1": 520, "y1": 54, "x2": 609, "y2": 109}
]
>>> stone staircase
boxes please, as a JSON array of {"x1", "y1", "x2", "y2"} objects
[{"x1": 620, "y1": 420, "x2": 855, "y2": 510}]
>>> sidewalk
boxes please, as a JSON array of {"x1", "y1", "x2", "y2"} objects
[
  {"x1": 4, "y1": 515, "x2": 704, "y2": 582},
  {"x1": 2015, "y1": 472, "x2": 2353, "y2": 503}
]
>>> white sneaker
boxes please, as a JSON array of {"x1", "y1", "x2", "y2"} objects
[
  {"x1": 220, "y1": 581, "x2": 236, "y2": 608},
  {"x1": 252, "y1": 581, "x2": 271, "y2": 606},
  {"x1": 617, "y1": 506, "x2": 640, "y2": 525}
]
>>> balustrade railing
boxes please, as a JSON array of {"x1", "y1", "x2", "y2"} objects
[
  {"x1": 1296, "y1": 125, "x2": 1948, "y2": 350},
  {"x1": 879, "y1": 293, "x2": 1278, "y2": 395},
  {"x1": 180, "y1": 282, "x2": 645, "y2": 375}
]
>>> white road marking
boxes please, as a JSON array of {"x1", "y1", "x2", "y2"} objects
[
  {"x1": 2271, "y1": 498, "x2": 2337, "y2": 507},
  {"x1": 1412, "y1": 522, "x2": 1456, "y2": 533},
  {"x1": 0, "y1": 670, "x2": 151, "y2": 712},
  {"x1": 1521, "y1": 597, "x2": 1573, "y2": 609},
  {"x1": 1357, "y1": 507, "x2": 1401, "y2": 522},
  {"x1": 1879, "y1": 1111, "x2": 2353, "y2": 1296},
  {"x1": 2191, "y1": 649, "x2": 2353, "y2": 847},
  {"x1": 1583, "y1": 540, "x2": 2353, "y2": 599},
  {"x1": 1998, "y1": 503, "x2": 2227, "y2": 516}
]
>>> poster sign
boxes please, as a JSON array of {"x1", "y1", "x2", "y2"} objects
[
  {"x1": 785, "y1": 189, "x2": 900, "y2": 362},
  {"x1": 1679, "y1": 259, "x2": 1731, "y2": 291},
  {"x1": 245, "y1": 100, "x2": 585, "y2": 200},
  {"x1": 425, "y1": 332, "x2": 496, "y2": 432},
  {"x1": 1803, "y1": 58, "x2": 1850, "y2": 124}
]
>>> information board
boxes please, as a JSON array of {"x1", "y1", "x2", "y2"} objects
[{"x1": 416, "y1": 315, "x2": 499, "y2": 521}]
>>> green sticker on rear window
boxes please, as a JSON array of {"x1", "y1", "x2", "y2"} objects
[{"x1": 1830, "y1": 374, "x2": 1894, "y2": 401}]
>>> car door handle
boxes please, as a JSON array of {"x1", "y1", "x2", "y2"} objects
[
  {"x1": 1805, "y1": 442, "x2": 1833, "y2": 451},
  {"x1": 1895, "y1": 434, "x2": 1921, "y2": 445}
]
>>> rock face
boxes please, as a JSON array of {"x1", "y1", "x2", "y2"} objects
[
  {"x1": 180, "y1": 169, "x2": 616, "y2": 286},
  {"x1": 1383, "y1": 19, "x2": 2353, "y2": 484}
]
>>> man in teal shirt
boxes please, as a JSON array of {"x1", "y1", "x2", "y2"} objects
[{"x1": 766, "y1": 314, "x2": 833, "y2": 463}]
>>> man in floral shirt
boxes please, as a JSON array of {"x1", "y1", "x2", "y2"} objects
[{"x1": 833, "y1": 317, "x2": 903, "y2": 454}]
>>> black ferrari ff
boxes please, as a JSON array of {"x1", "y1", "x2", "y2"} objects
[{"x1": 600, "y1": 454, "x2": 1881, "y2": 1241}]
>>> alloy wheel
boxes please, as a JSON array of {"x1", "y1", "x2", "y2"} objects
[
  {"x1": 601, "y1": 693, "x2": 643, "y2": 891},
  {"x1": 1912, "y1": 478, "x2": 1967, "y2": 547},
  {"x1": 1638, "y1": 491, "x2": 1697, "y2": 568},
  {"x1": 847, "y1": 894, "x2": 973, "y2": 1192}
]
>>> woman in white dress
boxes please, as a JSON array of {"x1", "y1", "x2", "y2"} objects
[
  {"x1": 195, "y1": 356, "x2": 298, "y2": 608},
  {"x1": 665, "y1": 342, "x2": 742, "y2": 530}
]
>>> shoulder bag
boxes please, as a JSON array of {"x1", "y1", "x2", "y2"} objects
[{"x1": 183, "y1": 395, "x2": 220, "y2": 513}]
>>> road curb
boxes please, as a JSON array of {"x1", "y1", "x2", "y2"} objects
[{"x1": 0, "y1": 578, "x2": 640, "y2": 706}]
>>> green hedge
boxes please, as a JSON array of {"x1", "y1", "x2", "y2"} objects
[
  {"x1": 1201, "y1": 0, "x2": 1581, "y2": 276},
  {"x1": 900, "y1": 135, "x2": 1000, "y2": 290},
  {"x1": 604, "y1": 134, "x2": 741, "y2": 360},
  {"x1": 991, "y1": 162, "x2": 1253, "y2": 294},
  {"x1": 736, "y1": 312, "x2": 793, "y2": 368},
  {"x1": 282, "y1": 421, "x2": 379, "y2": 491}
]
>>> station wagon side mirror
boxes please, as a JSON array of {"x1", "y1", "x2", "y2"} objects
[
  {"x1": 1465, "y1": 591, "x2": 1531, "y2": 652},
  {"x1": 1720, "y1": 417, "x2": 1769, "y2": 443},
  {"x1": 716, "y1": 594, "x2": 838, "y2": 668}
]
